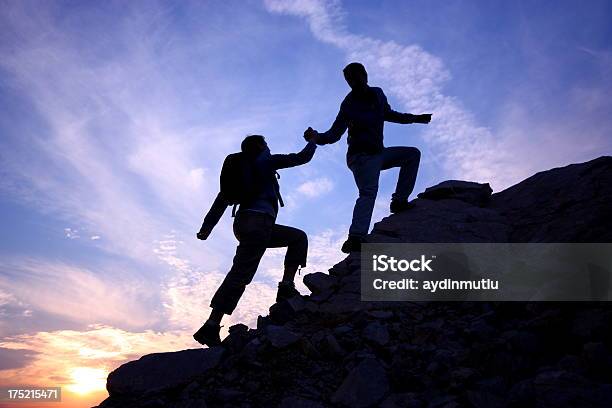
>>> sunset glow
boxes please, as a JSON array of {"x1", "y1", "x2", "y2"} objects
[{"x1": 65, "y1": 367, "x2": 107, "y2": 395}]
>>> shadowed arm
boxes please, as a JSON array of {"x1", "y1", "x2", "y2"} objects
[
  {"x1": 271, "y1": 141, "x2": 317, "y2": 170},
  {"x1": 197, "y1": 192, "x2": 229, "y2": 240}
]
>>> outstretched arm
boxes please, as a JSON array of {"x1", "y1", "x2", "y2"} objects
[
  {"x1": 270, "y1": 141, "x2": 317, "y2": 170},
  {"x1": 382, "y1": 91, "x2": 431, "y2": 124},
  {"x1": 385, "y1": 107, "x2": 420, "y2": 124},
  {"x1": 315, "y1": 107, "x2": 348, "y2": 145}
]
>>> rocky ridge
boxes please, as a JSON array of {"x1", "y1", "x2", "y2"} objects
[{"x1": 97, "y1": 156, "x2": 612, "y2": 408}]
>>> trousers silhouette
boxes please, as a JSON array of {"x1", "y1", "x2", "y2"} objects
[
  {"x1": 348, "y1": 146, "x2": 421, "y2": 237},
  {"x1": 210, "y1": 211, "x2": 308, "y2": 314}
]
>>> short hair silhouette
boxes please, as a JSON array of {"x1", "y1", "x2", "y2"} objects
[
  {"x1": 343, "y1": 62, "x2": 367, "y2": 78},
  {"x1": 241, "y1": 135, "x2": 265, "y2": 156}
]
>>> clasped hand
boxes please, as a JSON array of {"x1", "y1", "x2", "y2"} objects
[{"x1": 303, "y1": 127, "x2": 320, "y2": 143}]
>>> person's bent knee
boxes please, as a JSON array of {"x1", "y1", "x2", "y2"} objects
[
  {"x1": 402, "y1": 146, "x2": 420, "y2": 160},
  {"x1": 287, "y1": 228, "x2": 307, "y2": 248},
  {"x1": 294, "y1": 229, "x2": 308, "y2": 256},
  {"x1": 294, "y1": 228, "x2": 307, "y2": 245}
]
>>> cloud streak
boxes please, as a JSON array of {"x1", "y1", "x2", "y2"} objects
[
  {"x1": 0, "y1": 258, "x2": 160, "y2": 330},
  {"x1": 296, "y1": 176, "x2": 334, "y2": 198}
]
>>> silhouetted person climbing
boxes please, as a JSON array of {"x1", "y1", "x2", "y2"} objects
[
  {"x1": 194, "y1": 134, "x2": 318, "y2": 347},
  {"x1": 305, "y1": 62, "x2": 432, "y2": 253}
]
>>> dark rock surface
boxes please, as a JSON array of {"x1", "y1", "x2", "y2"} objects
[
  {"x1": 106, "y1": 347, "x2": 225, "y2": 395},
  {"x1": 97, "y1": 156, "x2": 612, "y2": 408},
  {"x1": 417, "y1": 180, "x2": 493, "y2": 207},
  {"x1": 331, "y1": 358, "x2": 389, "y2": 407}
]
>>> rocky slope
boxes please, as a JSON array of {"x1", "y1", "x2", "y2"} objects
[{"x1": 97, "y1": 156, "x2": 612, "y2": 408}]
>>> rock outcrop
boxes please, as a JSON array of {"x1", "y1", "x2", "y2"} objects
[{"x1": 98, "y1": 156, "x2": 612, "y2": 408}]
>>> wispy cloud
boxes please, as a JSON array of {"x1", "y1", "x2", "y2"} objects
[
  {"x1": 296, "y1": 176, "x2": 334, "y2": 198},
  {"x1": 0, "y1": 258, "x2": 159, "y2": 330},
  {"x1": 64, "y1": 228, "x2": 80, "y2": 240},
  {"x1": 0, "y1": 289, "x2": 18, "y2": 309}
]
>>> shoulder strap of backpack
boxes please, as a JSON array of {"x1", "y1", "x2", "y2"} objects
[{"x1": 275, "y1": 171, "x2": 284, "y2": 207}]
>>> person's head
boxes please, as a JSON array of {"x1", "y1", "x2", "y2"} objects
[
  {"x1": 241, "y1": 135, "x2": 268, "y2": 157},
  {"x1": 343, "y1": 62, "x2": 368, "y2": 92}
]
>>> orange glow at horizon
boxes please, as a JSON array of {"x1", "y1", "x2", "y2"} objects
[
  {"x1": 65, "y1": 367, "x2": 107, "y2": 395},
  {"x1": 0, "y1": 325, "x2": 203, "y2": 407}
]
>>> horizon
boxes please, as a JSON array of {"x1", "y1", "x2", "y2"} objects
[{"x1": 1, "y1": 0, "x2": 611, "y2": 406}]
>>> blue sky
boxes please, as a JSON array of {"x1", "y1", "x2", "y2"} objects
[{"x1": 0, "y1": 0, "x2": 611, "y2": 404}]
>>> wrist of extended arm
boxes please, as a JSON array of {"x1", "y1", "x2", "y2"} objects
[{"x1": 404, "y1": 113, "x2": 417, "y2": 124}]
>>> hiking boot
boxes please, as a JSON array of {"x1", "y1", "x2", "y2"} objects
[
  {"x1": 341, "y1": 235, "x2": 365, "y2": 254},
  {"x1": 276, "y1": 281, "x2": 300, "y2": 302},
  {"x1": 390, "y1": 199, "x2": 416, "y2": 214},
  {"x1": 193, "y1": 321, "x2": 222, "y2": 347}
]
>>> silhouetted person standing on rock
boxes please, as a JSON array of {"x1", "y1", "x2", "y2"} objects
[
  {"x1": 194, "y1": 134, "x2": 319, "y2": 347},
  {"x1": 305, "y1": 62, "x2": 432, "y2": 253}
]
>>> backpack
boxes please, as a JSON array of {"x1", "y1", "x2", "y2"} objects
[{"x1": 220, "y1": 152, "x2": 260, "y2": 207}]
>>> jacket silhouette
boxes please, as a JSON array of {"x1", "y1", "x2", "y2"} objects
[
  {"x1": 317, "y1": 86, "x2": 421, "y2": 156},
  {"x1": 198, "y1": 141, "x2": 316, "y2": 238}
]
